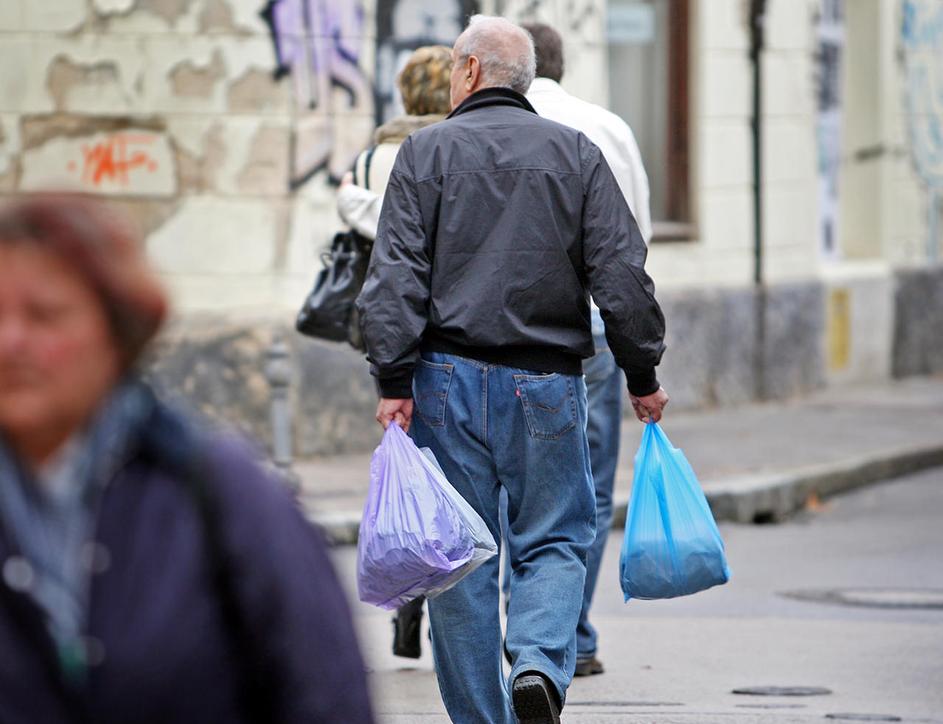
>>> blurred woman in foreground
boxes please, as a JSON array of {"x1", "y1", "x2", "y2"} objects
[{"x1": 0, "y1": 194, "x2": 374, "y2": 723}]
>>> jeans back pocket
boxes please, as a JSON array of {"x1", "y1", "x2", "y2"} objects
[
  {"x1": 513, "y1": 372, "x2": 577, "y2": 440},
  {"x1": 413, "y1": 358, "x2": 454, "y2": 427}
]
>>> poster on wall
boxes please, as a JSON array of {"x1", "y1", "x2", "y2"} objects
[
  {"x1": 901, "y1": 0, "x2": 943, "y2": 261},
  {"x1": 375, "y1": 0, "x2": 479, "y2": 124},
  {"x1": 815, "y1": 0, "x2": 844, "y2": 261}
]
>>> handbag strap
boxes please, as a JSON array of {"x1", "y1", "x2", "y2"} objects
[
  {"x1": 362, "y1": 144, "x2": 378, "y2": 191},
  {"x1": 352, "y1": 144, "x2": 378, "y2": 191}
]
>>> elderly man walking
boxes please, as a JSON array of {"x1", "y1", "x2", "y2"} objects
[
  {"x1": 357, "y1": 15, "x2": 667, "y2": 724},
  {"x1": 522, "y1": 21, "x2": 653, "y2": 678}
]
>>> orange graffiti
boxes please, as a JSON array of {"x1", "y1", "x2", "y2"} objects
[{"x1": 72, "y1": 134, "x2": 160, "y2": 187}]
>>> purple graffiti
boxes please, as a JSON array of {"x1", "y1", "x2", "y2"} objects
[
  {"x1": 262, "y1": 0, "x2": 367, "y2": 108},
  {"x1": 262, "y1": 0, "x2": 374, "y2": 187}
]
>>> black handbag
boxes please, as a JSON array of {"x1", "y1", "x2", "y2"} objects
[{"x1": 295, "y1": 146, "x2": 377, "y2": 348}]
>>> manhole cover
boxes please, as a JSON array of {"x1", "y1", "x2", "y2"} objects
[
  {"x1": 732, "y1": 686, "x2": 832, "y2": 697},
  {"x1": 781, "y1": 587, "x2": 943, "y2": 610},
  {"x1": 825, "y1": 715, "x2": 902, "y2": 722}
]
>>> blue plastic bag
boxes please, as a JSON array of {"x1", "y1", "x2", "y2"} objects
[
  {"x1": 620, "y1": 422, "x2": 730, "y2": 601},
  {"x1": 357, "y1": 422, "x2": 498, "y2": 610}
]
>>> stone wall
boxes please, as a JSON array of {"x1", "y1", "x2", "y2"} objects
[
  {"x1": 893, "y1": 266, "x2": 943, "y2": 378},
  {"x1": 148, "y1": 318, "x2": 382, "y2": 455},
  {"x1": 148, "y1": 280, "x2": 832, "y2": 456},
  {"x1": 618, "y1": 281, "x2": 828, "y2": 409}
]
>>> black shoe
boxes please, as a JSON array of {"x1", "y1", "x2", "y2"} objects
[
  {"x1": 512, "y1": 671, "x2": 561, "y2": 724},
  {"x1": 391, "y1": 596, "x2": 424, "y2": 659},
  {"x1": 573, "y1": 656, "x2": 605, "y2": 677}
]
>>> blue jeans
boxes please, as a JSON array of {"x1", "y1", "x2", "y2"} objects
[
  {"x1": 577, "y1": 328, "x2": 623, "y2": 660},
  {"x1": 411, "y1": 352, "x2": 595, "y2": 724},
  {"x1": 500, "y1": 319, "x2": 624, "y2": 661}
]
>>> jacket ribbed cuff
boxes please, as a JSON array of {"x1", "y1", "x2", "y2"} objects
[
  {"x1": 377, "y1": 370, "x2": 413, "y2": 399},
  {"x1": 625, "y1": 369, "x2": 659, "y2": 398}
]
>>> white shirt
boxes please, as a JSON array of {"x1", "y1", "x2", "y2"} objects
[{"x1": 527, "y1": 77, "x2": 652, "y2": 244}]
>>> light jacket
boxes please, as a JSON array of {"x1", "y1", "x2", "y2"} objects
[
  {"x1": 356, "y1": 87, "x2": 666, "y2": 399},
  {"x1": 527, "y1": 77, "x2": 652, "y2": 244},
  {"x1": 336, "y1": 114, "x2": 446, "y2": 240}
]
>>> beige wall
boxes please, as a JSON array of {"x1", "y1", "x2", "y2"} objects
[
  {"x1": 0, "y1": 0, "x2": 936, "y2": 317},
  {"x1": 643, "y1": 0, "x2": 821, "y2": 289},
  {"x1": 0, "y1": 0, "x2": 372, "y2": 315}
]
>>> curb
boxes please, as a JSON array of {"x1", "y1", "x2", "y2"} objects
[
  {"x1": 701, "y1": 442, "x2": 943, "y2": 524},
  {"x1": 309, "y1": 442, "x2": 943, "y2": 545}
]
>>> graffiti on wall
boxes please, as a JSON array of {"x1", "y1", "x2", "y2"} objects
[
  {"x1": 262, "y1": 0, "x2": 477, "y2": 185},
  {"x1": 261, "y1": 0, "x2": 605, "y2": 188},
  {"x1": 262, "y1": 0, "x2": 375, "y2": 187},
  {"x1": 814, "y1": 0, "x2": 844, "y2": 260},
  {"x1": 19, "y1": 128, "x2": 176, "y2": 197},
  {"x1": 69, "y1": 133, "x2": 160, "y2": 187},
  {"x1": 901, "y1": 0, "x2": 943, "y2": 260},
  {"x1": 374, "y1": 0, "x2": 478, "y2": 124}
]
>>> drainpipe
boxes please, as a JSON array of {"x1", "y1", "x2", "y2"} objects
[
  {"x1": 749, "y1": 0, "x2": 768, "y2": 398},
  {"x1": 750, "y1": 0, "x2": 767, "y2": 286},
  {"x1": 265, "y1": 333, "x2": 300, "y2": 493}
]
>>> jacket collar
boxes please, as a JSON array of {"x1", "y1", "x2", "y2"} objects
[
  {"x1": 374, "y1": 113, "x2": 447, "y2": 145},
  {"x1": 447, "y1": 87, "x2": 537, "y2": 119}
]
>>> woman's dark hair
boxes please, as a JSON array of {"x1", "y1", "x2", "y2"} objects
[{"x1": 521, "y1": 22, "x2": 564, "y2": 82}]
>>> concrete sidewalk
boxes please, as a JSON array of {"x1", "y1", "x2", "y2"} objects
[{"x1": 295, "y1": 375, "x2": 943, "y2": 544}]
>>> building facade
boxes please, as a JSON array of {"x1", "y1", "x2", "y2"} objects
[{"x1": 1, "y1": 0, "x2": 940, "y2": 455}]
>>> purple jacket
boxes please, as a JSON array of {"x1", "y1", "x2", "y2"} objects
[{"x1": 0, "y1": 426, "x2": 374, "y2": 724}]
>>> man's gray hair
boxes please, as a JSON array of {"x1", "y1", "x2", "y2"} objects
[{"x1": 455, "y1": 15, "x2": 536, "y2": 95}]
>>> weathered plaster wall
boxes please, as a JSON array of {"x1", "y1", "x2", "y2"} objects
[
  {"x1": 0, "y1": 0, "x2": 936, "y2": 298},
  {"x1": 641, "y1": 0, "x2": 820, "y2": 290},
  {"x1": 0, "y1": 0, "x2": 391, "y2": 316},
  {"x1": 1, "y1": 0, "x2": 939, "y2": 456}
]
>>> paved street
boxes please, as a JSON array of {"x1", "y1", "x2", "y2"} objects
[{"x1": 332, "y1": 468, "x2": 943, "y2": 723}]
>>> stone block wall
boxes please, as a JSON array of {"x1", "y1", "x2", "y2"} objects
[
  {"x1": 893, "y1": 265, "x2": 943, "y2": 377},
  {"x1": 144, "y1": 280, "x2": 833, "y2": 457},
  {"x1": 148, "y1": 320, "x2": 381, "y2": 456},
  {"x1": 656, "y1": 281, "x2": 826, "y2": 410}
]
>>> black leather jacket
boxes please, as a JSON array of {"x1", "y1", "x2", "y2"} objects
[{"x1": 356, "y1": 87, "x2": 666, "y2": 398}]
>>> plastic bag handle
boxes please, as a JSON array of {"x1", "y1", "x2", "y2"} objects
[{"x1": 647, "y1": 423, "x2": 681, "y2": 576}]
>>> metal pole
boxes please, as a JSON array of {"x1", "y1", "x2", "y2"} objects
[
  {"x1": 930, "y1": 190, "x2": 940, "y2": 262},
  {"x1": 265, "y1": 333, "x2": 299, "y2": 492},
  {"x1": 750, "y1": 0, "x2": 768, "y2": 400},
  {"x1": 750, "y1": 0, "x2": 767, "y2": 287}
]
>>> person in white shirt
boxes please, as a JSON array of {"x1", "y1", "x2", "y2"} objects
[
  {"x1": 524, "y1": 25, "x2": 651, "y2": 244},
  {"x1": 521, "y1": 22, "x2": 654, "y2": 678}
]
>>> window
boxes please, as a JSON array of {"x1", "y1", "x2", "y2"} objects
[{"x1": 607, "y1": 0, "x2": 690, "y2": 239}]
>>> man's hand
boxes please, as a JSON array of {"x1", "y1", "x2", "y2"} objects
[
  {"x1": 376, "y1": 398, "x2": 414, "y2": 432},
  {"x1": 340, "y1": 171, "x2": 354, "y2": 188},
  {"x1": 630, "y1": 387, "x2": 669, "y2": 424}
]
